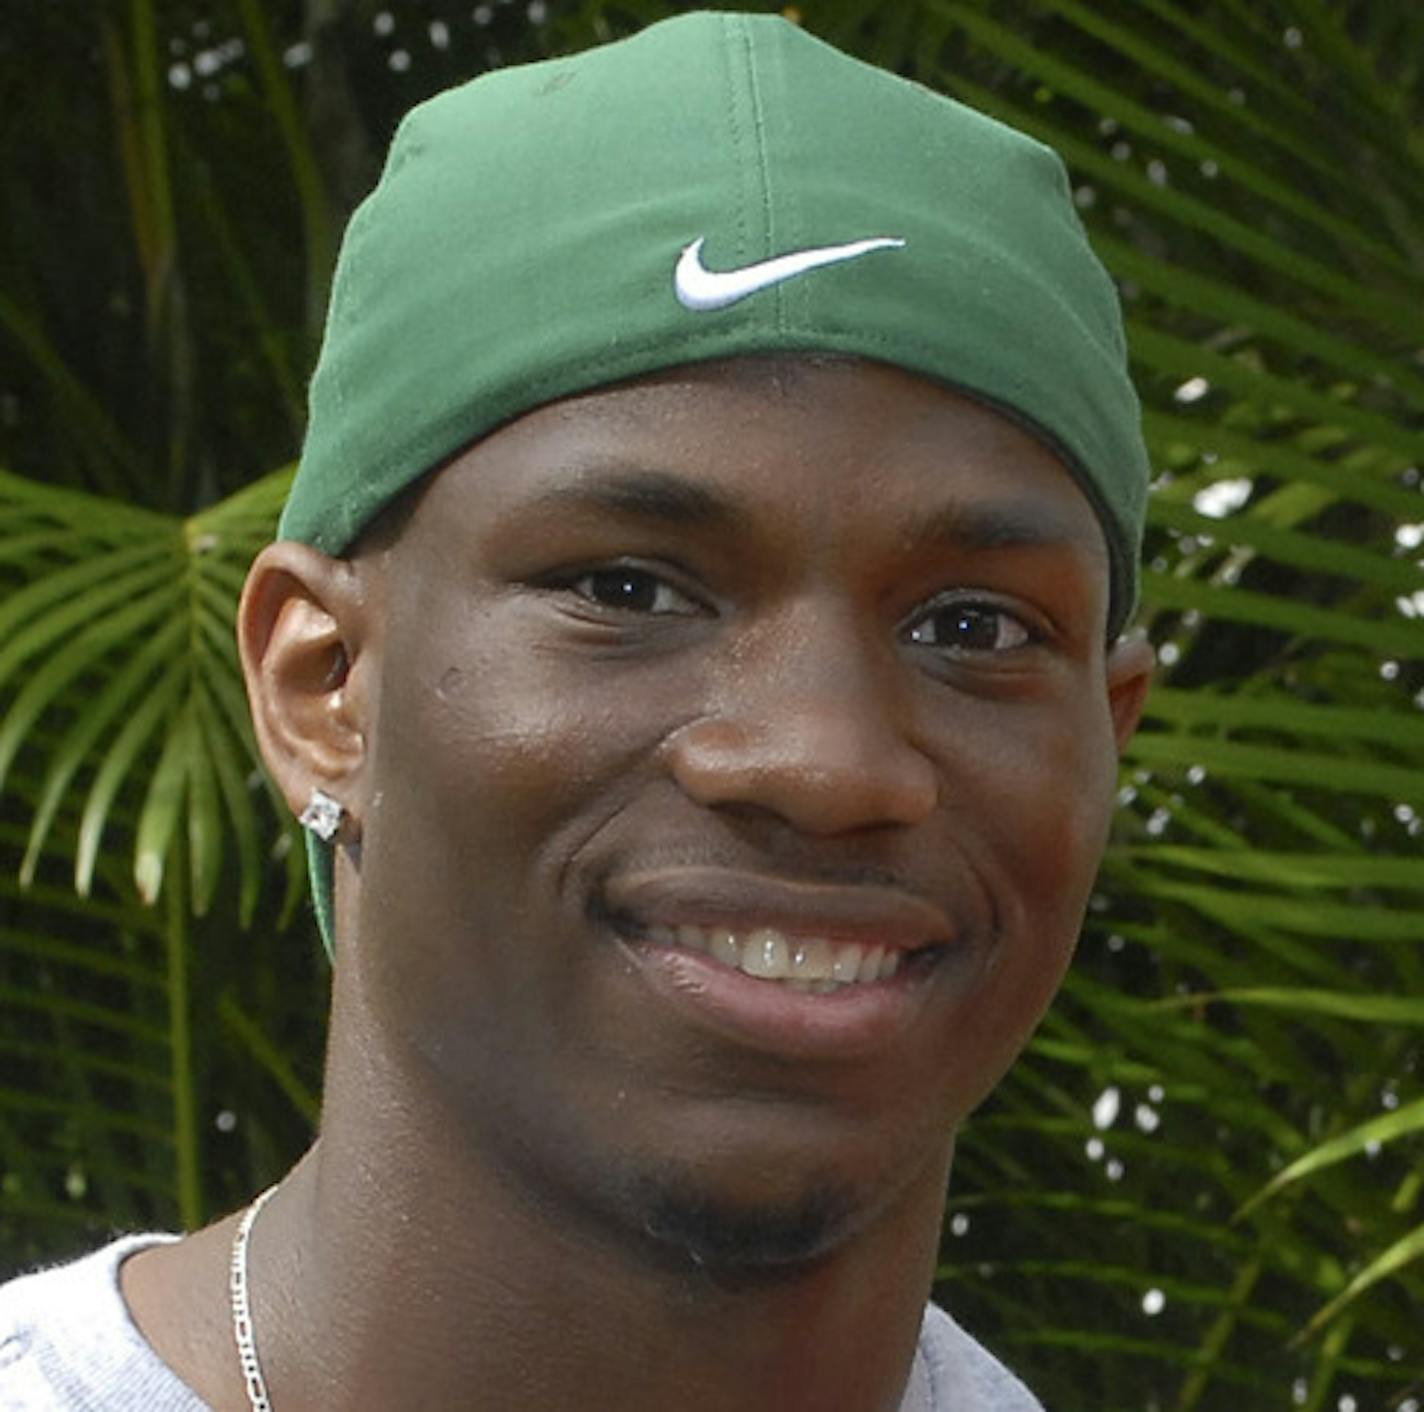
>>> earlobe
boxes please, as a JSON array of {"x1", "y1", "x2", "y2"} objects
[
  {"x1": 1104, "y1": 630, "x2": 1155, "y2": 755},
  {"x1": 238, "y1": 541, "x2": 377, "y2": 826}
]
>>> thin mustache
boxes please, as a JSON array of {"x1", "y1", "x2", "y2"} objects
[
  {"x1": 597, "y1": 849, "x2": 912, "y2": 895},
  {"x1": 585, "y1": 853, "x2": 959, "y2": 943}
]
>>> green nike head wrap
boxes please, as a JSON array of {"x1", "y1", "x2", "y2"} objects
[{"x1": 280, "y1": 9, "x2": 1150, "y2": 957}]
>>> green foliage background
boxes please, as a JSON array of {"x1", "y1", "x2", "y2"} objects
[{"x1": 2, "y1": 3, "x2": 1422, "y2": 1408}]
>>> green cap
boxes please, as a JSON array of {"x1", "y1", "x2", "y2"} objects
[{"x1": 281, "y1": 10, "x2": 1150, "y2": 956}]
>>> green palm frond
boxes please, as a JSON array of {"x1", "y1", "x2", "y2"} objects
[{"x1": 0, "y1": 467, "x2": 299, "y2": 921}]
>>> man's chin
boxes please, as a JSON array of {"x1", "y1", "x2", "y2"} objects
[{"x1": 621, "y1": 1170, "x2": 860, "y2": 1277}]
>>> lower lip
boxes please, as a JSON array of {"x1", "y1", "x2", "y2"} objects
[{"x1": 617, "y1": 934, "x2": 947, "y2": 1061}]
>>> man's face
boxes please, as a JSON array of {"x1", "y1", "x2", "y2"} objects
[{"x1": 348, "y1": 357, "x2": 1142, "y2": 1268}]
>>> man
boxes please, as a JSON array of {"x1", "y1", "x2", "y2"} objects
[{"x1": 0, "y1": 12, "x2": 1153, "y2": 1409}]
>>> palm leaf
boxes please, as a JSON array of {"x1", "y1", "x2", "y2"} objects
[{"x1": 0, "y1": 465, "x2": 296, "y2": 910}]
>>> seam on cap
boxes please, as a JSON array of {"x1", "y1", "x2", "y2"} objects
[
  {"x1": 720, "y1": 14, "x2": 751, "y2": 267},
  {"x1": 738, "y1": 16, "x2": 782, "y2": 333},
  {"x1": 766, "y1": 19, "x2": 805, "y2": 330}
]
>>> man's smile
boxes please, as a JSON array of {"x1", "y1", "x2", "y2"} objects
[
  {"x1": 594, "y1": 865, "x2": 978, "y2": 1060},
  {"x1": 634, "y1": 921, "x2": 915, "y2": 989}
]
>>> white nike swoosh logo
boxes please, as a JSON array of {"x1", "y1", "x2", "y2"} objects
[{"x1": 673, "y1": 235, "x2": 906, "y2": 311}]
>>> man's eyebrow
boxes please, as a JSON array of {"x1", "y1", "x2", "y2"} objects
[
  {"x1": 518, "y1": 465, "x2": 1106, "y2": 560},
  {"x1": 521, "y1": 467, "x2": 751, "y2": 533},
  {"x1": 903, "y1": 498, "x2": 1108, "y2": 558}
]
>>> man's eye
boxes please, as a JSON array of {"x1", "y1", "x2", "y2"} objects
[
  {"x1": 568, "y1": 567, "x2": 699, "y2": 616},
  {"x1": 905, "y1": 602, "x2": 1030, "y2": 653}
]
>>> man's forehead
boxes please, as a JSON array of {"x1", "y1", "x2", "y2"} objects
[{"x1": 408, "y1": 355, "x2": 1111, "y2": 572}]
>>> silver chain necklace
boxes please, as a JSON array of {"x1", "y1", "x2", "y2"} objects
[{"x1": 230, "y1": 1184, "x2": 279, "y2": 1412}]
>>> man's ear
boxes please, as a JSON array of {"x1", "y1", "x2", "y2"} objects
[
  {"x1": 1105, "y1": 630, "x2": 1155, "y2": 756},
  {"x1": 238, "y1": 541, "x2": 378, "y2": 826}
]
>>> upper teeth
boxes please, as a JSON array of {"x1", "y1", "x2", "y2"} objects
[{"x1": 642, "y1": 922, "x2": 903, "y2": 990}]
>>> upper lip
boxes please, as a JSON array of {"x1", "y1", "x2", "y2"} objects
[{"x1": 600, "y1": 866, "x2": 957, "y2": 952}]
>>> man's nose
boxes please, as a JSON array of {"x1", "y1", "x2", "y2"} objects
[{"x1": 665, "y1": 609, "x2": 939, "y2": 836}]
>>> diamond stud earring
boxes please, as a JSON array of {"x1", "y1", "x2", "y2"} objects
[{"x1": 298, "y1": 788, "x2": 344, "y2": 842}]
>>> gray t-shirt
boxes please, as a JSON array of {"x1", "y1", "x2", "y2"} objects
[{"x1": 0, "y1": 1236, "x2": 1044, "y2": 1410}]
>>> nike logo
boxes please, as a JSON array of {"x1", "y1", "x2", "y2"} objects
[{"x1": 673, "y1": 235, "x2": 906, "y2": 311}]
